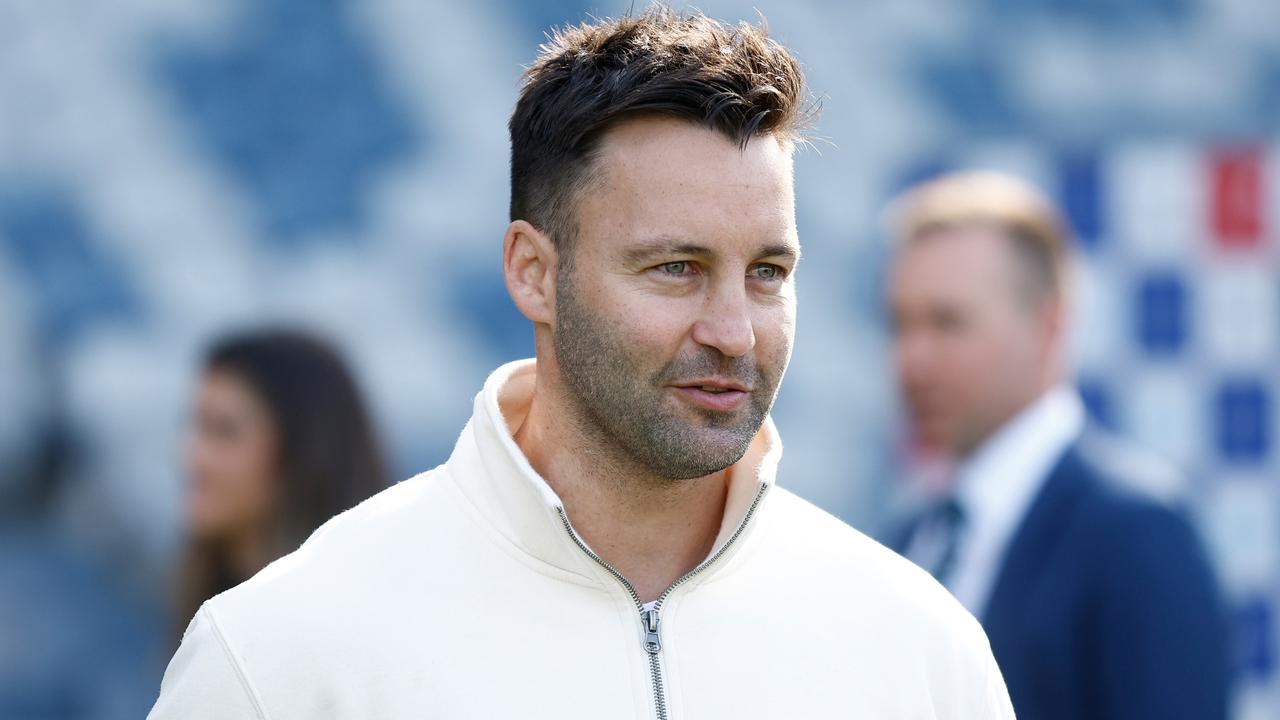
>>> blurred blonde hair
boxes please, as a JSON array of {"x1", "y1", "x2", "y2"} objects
[{"x1": 889, "y1": 170, "x2": 1072, "y2": 304}]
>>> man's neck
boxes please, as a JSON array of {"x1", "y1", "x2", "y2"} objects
[{"x1": 513, "y1": 378, "x2": 729, "y2": 603}]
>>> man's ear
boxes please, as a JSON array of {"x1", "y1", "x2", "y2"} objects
[{"x1": 503, "y1": 220, "x2": 558, "y2": 325}]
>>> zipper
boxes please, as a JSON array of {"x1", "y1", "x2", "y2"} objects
[{"x1": 555, "y1": 482, "x2": 770, "y2": 720}]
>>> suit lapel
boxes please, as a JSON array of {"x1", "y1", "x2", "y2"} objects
[{"x1": 981, "y1": 443, "x2": 1091, "y2": 634}]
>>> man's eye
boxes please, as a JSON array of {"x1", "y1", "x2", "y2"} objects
[
  {"x1": 751, "y1": 264, "x2": 782, "y2": 280},
  {"x1": 660, "y1": 261, "x2": 689, "y2": 274}
]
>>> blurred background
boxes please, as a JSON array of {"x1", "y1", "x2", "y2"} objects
[{"x1": 0, "y1": 0, "x2": 1275, "y2": 717}]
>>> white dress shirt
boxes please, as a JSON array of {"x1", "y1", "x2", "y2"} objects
[{"x1": 908, "y1": 386, "x2": 1086, "y2": 619}]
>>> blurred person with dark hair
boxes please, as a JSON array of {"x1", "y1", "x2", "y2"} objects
[
  {"x1": 178, "y1": 329, "x2": 389, "y2": 631},
  {"x1": 885, "y1": 170, "x2": 1229, "y2": 720},
  {"x1": 150, "y1": 8, "x2": 1012, "y2": 719}
]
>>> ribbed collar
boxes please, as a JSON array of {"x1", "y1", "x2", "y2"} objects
[{"x1": 444, "y1": 359, "x2": 783, "y2": 583}]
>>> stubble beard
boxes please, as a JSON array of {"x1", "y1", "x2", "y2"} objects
[{"x1": 553, "y1": 273, "x2": 785, "y2": 481}]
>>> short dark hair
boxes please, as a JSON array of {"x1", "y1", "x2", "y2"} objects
[{"x1": 509, "y1": 6, "x2": 812, "y2": 253}]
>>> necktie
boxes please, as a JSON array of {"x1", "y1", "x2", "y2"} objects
[{"x1": 929, "y1": 496, "x2": 966, "y2": 586}]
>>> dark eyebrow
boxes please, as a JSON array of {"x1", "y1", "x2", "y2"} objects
[
  {"x1": 759, "y1": 244, "x2": 802, "y2": 264},
  {"x1": 622, "y1": 239, "x2": 715, "y2": 266},
  {"x1": 623, "y1": 238, "x2": 802, "y2": 266}
]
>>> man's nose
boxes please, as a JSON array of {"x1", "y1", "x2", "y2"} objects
[
  {"x1": 895, "y1": 329, "x2": 937, "y2": 384},
  {"x1": 691, "y1": 283, "x2": 756, "y2": 358}
]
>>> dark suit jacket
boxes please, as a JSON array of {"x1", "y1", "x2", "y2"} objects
[{"x1": 891, "y1": 429, "x2": 1231, "y2": 720}]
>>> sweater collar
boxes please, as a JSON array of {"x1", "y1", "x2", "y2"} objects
[{"x1": 445, "y1": 359, "x2": 782, "y2": 581}]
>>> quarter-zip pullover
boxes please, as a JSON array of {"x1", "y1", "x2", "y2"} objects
[{"x1": 149, "y1": 359, "x2": 1014, "y2": 719}]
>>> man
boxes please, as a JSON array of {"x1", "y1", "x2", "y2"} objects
[
  {"x1": 885, "y1": 170, "x2": 1230, "y2": 720},
  {"x1": 150, "y1": 10, "x2": 1012, "y2": 718}
]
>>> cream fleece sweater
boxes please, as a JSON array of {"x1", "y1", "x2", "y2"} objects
[{"x1": 148, "y1": 360, "x2": 1014, "y2": 719}]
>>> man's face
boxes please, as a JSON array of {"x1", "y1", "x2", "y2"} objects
[
  {"x1": 552, "y1": 116, "x2": 799, "y2": 480},
  {"x1": 888, "y1": 225, "x2": 1053, "y2": 457}
]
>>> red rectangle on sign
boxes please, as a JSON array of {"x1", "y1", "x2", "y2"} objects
[{"x1": 1210, "y1": 148, "x2": 1265, "y2": 249}]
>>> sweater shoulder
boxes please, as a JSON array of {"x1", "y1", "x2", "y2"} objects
[
  {"x1": 204, "y1": 465, "x2": 454, "y2": 621},
  {"x1": 739, "y1": 487, "x2": 1008, "y2": 714},
  {"x1": 764, "y1": 486, "x2": 944, "y2": 585},
  {"x1": 759, "y1": 487, "x2": 989, "y2": 640}
]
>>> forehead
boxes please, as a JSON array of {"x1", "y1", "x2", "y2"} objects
[
  {"x1": 577, "y1": 116, "x2": 797, "y2": 252},
  {"x1": 890, "y1": 224, "x2": 1019, "y2": 302}
]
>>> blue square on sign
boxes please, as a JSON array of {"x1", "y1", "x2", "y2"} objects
[
  {"x1": 1135, "y1": 273, "x2": 1188, "y2": 357},
  {"x1": 1235, "y1": 597, "x2": 1274, "y2": 679},
  {"x1": 1058, "y1": 153, "x2": 1103, "y2": 251},
  {"x1": 1216, "y1": 380, "x2": 1271, "y2": 464}
]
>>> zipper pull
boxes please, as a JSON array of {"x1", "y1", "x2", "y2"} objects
[{"x1": 641, "y1": 607, "x2": 662, "y2": 654}]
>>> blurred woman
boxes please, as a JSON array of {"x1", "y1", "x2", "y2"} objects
[{"x1": 179, "y1": 329, "x2": 388, "y2": 632}]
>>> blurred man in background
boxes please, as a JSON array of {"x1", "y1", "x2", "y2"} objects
[{"x1": 885, "y1": 170, "x2": 1230, "y2": 720}]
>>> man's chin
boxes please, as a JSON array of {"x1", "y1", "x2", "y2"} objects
[
  {"x1": 627, "y1": 421, "x2": 756, "y2": 480},
  {"x1": 668, "y1": 405, "x2": 760, "y2": 438},
  {"x1": 909, "y1": 420, "x2": 953, "y2": 454},
  {"x1": 679, "y1": 429, "x2": 755, "y2": 472},
  {"x1": 652, "y1": 455, "x2": 741, "y2": 481}
]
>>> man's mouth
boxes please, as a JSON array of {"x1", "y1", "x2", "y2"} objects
[
  {"x1": 677, "y1": 379, "x2": 751, "y2": 393},
  {"x1": 671, "y1": 380, "x2": 751, "y2": 411}
]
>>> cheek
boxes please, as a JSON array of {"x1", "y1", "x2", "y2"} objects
[
  {"x1": 613, "y1": 293, "x2": 700, "y2": 352},
  {"x1": 756, "y1": 301, "x2": 796, "y2": 361},
  {"x1": 942, "y1": 324, "x2": 1038, "y2": 414},
  {"x1": 188, "y1": 432, "x2": 277, "y2": 533},
  {"x1": 953, "y1": 332, "x2": 1004, "y2": 374},
  {"x1": 912, "y1": 327, "x2": 1004, "y2": 408}
]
